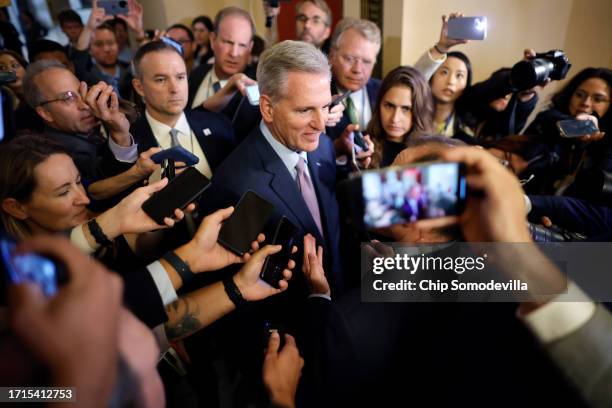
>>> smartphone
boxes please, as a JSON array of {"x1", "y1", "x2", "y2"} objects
[
  {"x1": 329, "y1": 90, "x2": 351, "y2": 110},
  {"x1": 557, "y1": 119, "x2": 599, "y2": 138},
  {"x1": 218, "y1": 191, "x2": 274, "y2": 256},
  {"x1": 150, "y1": 146, "x2": 200, "y2": 166},
  {"x1": 142, "y1": 167, "x2": 211, "y2": 225},
  {"x1": 360, "y1": 162, "x2": 466, "y2": 228},
  {"x1": 1, "y1": 233, "x2": 64, "y2": 297},
  {"x1": 353, "y1": 130, "x2": 369, "y2": 152},
  {"x1": 245, "y1": 84, "x2": 260, "y2": 106},
  {"x1": 98, "y1": 0, "x2": 128, "y2": 15},
  {"x1": 447, "y1": 16, "x2": 487, "y2": 41},
  {"x1": 260, "y1": 216, "x2": 298, "y2": 289}
]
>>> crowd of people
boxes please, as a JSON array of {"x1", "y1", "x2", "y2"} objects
[{"x1": 0, "y1": 0, "x2": 611, "y2": 407}]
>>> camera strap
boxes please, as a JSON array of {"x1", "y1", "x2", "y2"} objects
[{"x1": 508, "y1": 97, "x2": 518, "y2": 135}]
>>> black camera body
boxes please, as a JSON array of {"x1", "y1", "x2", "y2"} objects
[{"x1": 510, "y1": 50, "x2": 571, "y2": 91}]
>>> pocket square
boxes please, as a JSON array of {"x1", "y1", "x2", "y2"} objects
[{"x1": 203, "y1": 128, "x2": 212, "y2": 136}]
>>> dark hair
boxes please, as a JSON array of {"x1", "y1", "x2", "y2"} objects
[
  {"x1": 0, "y1": 49, "x2": 28, "y2": 70},
  {"x1": 0, "y1": 134, "x2": 68, "y2": 238},
  {"x1": 192, "y1": 15, "x2": 214, "y2": 32},
  {"x1": 57, "y1": 9, "x2": 83, "y2": 26},
  {"x1": 167, "y1": 23, "x2": 195, "y2": 42},
  {"x1": 445, "y1": 51, "x2": 472, "y2": 88},
  {"x1": 483, "y1": 135, "x2": 550, "y2": 162},
  {"x1": 367, "y1": 66, "x2": 434, "y2": 168},
  {"x1": 132, "y1": 40, "x2": 183, "y2": 77},
  {"x1": 94, "y1": 22, "x2": 116, "y2": 36},
  {"x1": 551, "y1": 67, "x2": 612, "y2": 132},
  {"x1": 109, "y1": 17, "x2": 128, "y2": 30},
  {"x1": 28, "y1": 39, "x2": 69, "y2": 62}
]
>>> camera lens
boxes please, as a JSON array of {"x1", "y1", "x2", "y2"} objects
[{"x1": 511, "y1": 58, "x2": 554, "y2": 91}]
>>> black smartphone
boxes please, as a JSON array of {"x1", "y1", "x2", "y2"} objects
[
  {"x1": 218, "y1": 191, "x2": 274, "y2": 256},
  {"x1": 557, "y1": 119, "x2": 599, "y2": 138},
  {"x1": 329, "y1": 90, "x2": 351, "y2": 109},
  {"x1": 142, "y1": 167, "x2": 210, "y2": 225},
  {"x1": 447, "y1": 16, "x2": 488, "y2": 41},
  {"x1": 360, "y1": 161, "x2": 467, "y2": 228},
  {"x1": 260, "y1": 216, "x2": 298, "y2": 289},
  {"x1": 1, "y1": 233, "x2": 66, "y2": 298},
  {"x1": 353, "y1": 130, "x2": 369, "y2": 152},
  {"x1": 98, "y1": 0, "x2": 128, "y2": 15},
  {"x1": 151, "y1": 146, "x2": 200, "y2": 166}
]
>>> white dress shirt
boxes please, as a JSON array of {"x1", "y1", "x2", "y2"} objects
[
  {"x1": 145, "y1": 110, "x2": 212, "y2": 178},
  {"x1": 191, "y1": 67, "x2": 229, "y2": 109}
]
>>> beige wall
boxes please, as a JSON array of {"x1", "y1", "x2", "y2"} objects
[{"x1": 392, "y1": 0, "x2": 612, "y2": 103}]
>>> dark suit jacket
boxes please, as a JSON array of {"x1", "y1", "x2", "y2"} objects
[
  {"x1": 201, "y1": 126, "x2": 343, "y2": 294},
  {"x1": 130, "y1": 109, "x2": 236, "y2": 172},
  {"x1": 187, "y1": 63, "x2": 257, "y2": 121},
  {"x1": 325, "y1": 78, "x2": 381, "y2": 141}
]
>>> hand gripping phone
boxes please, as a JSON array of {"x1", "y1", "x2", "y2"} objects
[{"x1": 260, "y1": 216, "x2": 298, "y2": 288}]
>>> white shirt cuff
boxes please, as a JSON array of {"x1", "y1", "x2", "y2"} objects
[
  {"x1": 308, "y1": 293, "x2": 332, "y2": 301},
  {"x1": 520, "y1": 282, "x2": 596, "y2": 344},
  {"x1": 70, "y1": 224, "x2": 96, "y2": 254},
  {"x1": 108, "y1": 133, "x2": 138, "y2": 163},
  {"x1": 146, "y1": 261, "x2": 178, "y2": 306}
]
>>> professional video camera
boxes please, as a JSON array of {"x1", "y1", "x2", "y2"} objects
[
  {"x1": 510, "y1": 50, "x2": 571, "y2": 91},
  {"x1": 528, "y1": 222, "x2": 586, "y2": 242}
]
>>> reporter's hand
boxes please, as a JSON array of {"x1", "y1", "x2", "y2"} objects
[
  {"x1": 86, "y1": 0, "x2": 112, "y2": 30},
  {"x1": 80, "y1": 81, "x2": 131, "y2": 146},
  {"x1": 436, "y1": 12, "x2": 467, "y2": 53},
  {"x1": 326, "y1": 95, "x2": 346, "y2": 127},
  {"x1": 234, "y1": 245, "x2": 294, "y2": 301},
  {"x1": 356, "y1": 134, "x2": 374, "y2": 169},
  {"x1": 116, "y1": 0, "x2": 145, "y2": 37},
  {"x1": 174, "y1": 207, "x2": 265, "y2": 273},
  {"x1": 414, "y1": 147, "x2": 532, "y2": 242},
  {"x1": 575, "y1": 113, "x2": 605, "y2": 142},
  {"x1": 98, "y1": 178, "x2": 194, "y2": 238},
  {"x1": 302, "y1": 234, "x2": 330, "y2": 296},
  {"x1": 8, "y1": 235, "x2": 122, "y2": 404},
  {"x1": 263, "y1": 332, "x2": 303, "y2": 408},
  {"x1": 133, "y1": 147, "x2": 162, "y2": 178},
  {"x1": 263, "y1": 0, "x2": 281, "y2": 19},
  {"x1": 222, "y1": 73, "x2": 256, "y2": 96}
]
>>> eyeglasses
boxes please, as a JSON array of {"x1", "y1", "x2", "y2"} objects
[
  {"x1": 296, "y1": 14, "x2": 328, "y2": 26},
  {"x1": 339, "y1": 53, "x2": 374, "y2": 69},
  {"x1": 573, "y1": 90, "x2": 610, "y2": 104},
  {"x1": 39, "y1": 91, "x2": 80, "y2": 107}
]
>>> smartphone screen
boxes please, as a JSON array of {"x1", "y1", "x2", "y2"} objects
[
  {"x1": 246, "y1": 85, "x2": 260, "y2": 106},
  {"x1": 1, "y1": 235, "x2": 59, "y2": 297},
  {"x1": 142, "y1": 167, "x2": 210, "y2": 225},
  {"x1": 447, "y1": 16, "x2": 487, "y2": 41},
  {"x1": 261, "y1": 216, "x2": 298, "y2": 288},
  {"x1": 218, "y1": 191, "x2": 274, "y2": 256},
  {"x1": 361, "y1": 162, "x2": 466, "y2": 228},
  {"x1": 330, "y1": 90, "x2": 351, "y2": 109},
  {"x1": 557, "y1": 119, "x2": 599, "y2": 138}
]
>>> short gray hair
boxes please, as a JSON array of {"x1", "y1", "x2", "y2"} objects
[
  {"x1": 257, "y1": 40, "x2": 330, "y2": 101},
  {"x1": 214, "y1": 6, "x2": 255, "y2": 40},
  {"x1": 330, "y1": 18, "x2": 381, "y2": 53},
  {"x1": 23, "y1": 59, "x2": 70, "y2": 108}
]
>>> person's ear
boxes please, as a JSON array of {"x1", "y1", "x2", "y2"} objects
[
  {"x1": 35, "y1": 106, "x2": 54, "y2": 123},
  {"x1": 132, "y1": 77, "x2": 145, "y2": 98},
  {"x1": 209, "y1": 31, "x2": 217, "y2": 47},
  {"x1": 259, "y1": 94, "x2": 274, "y2": 123},
  {"x1": 2, "y1": 198, "x2": 29, "y2": 220}
]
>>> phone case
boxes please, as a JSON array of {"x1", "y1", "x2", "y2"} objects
[
  {"x1": 447, "y1": 17, "x2": 487, "y2": 40},
  {"x1": 260, "y1": 216, "x2": 298, "y2": 288},
  {"x1": 98, "y1": 0, "x2": 128, "y2": 15},
  {"x1": 150, "y1": 146, "x2": 199, "y2": 166}
]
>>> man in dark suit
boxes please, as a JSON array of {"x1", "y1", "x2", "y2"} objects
[
  {"x1": 130, "y1": 40, "x2": 236, "y2": 179},
  {"x1": 187, "y1": 7, "x2": 256, "y2": 121},
  {"x1": 202, "y1": 40, "x2": 343, "y2": 296},
  {"x1": 326, "y1": 18, "x2": 382, "y2": 142}
]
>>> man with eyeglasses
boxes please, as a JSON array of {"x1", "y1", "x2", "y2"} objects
[
  {"x1": 22, "y1": 60, "x2": 157, "y2": 205},
  {"x1": 326, "y1": 18, "x2": 381, "y2": 165},
  {"x1": 188, "y1": 7, "x2": 257, "y2": 122},
  {"x1": 166, "y1": 24, "x2": 197, "y2": 75}
]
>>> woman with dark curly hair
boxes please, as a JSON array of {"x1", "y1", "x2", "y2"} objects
[{"x1": 366, "y1": 66, "x2": 434, "y2": 168}]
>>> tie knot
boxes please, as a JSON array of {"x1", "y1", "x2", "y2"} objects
[
  {"x1": 169, "y1": 128, "x2": 180, "y2": 147},
  {"x1": 295, "y1": 156, "x2": 306, "y2": 172}
]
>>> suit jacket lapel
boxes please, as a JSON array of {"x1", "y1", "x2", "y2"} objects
[
  {"x1": 185, "y1": 111, "x2": 219, "y2": 168},
  {"x1": 307, "y1": 149, "x2": 330, "y2": 244},
  {"x1": 253, "y1": 130, "x2": 325, "y2": 242},
  {"x1": 132, "y1": 117, "x2": 159, "y2": 153}
]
